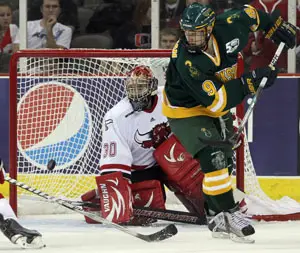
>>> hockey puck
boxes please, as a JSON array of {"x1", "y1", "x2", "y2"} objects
[{"x1": 47, "y1": 159, "x2": 56, "y2": 171}]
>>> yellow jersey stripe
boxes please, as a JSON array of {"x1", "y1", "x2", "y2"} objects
[
  {"x1": 207, "y1": 86, "x2": 227, "y2": 113},
  {"x1": 202, "y1": 35, "x2": 221, "y2": 66},
  {"x1": 203, "y1": 176, "x2": 232, "y2": 188},
  {"x1": 244, "y1": 5, "x2": 260, "y2": 32},
  {"x1": 204, "y1": 171, "x2": 229, "y2": 183},
  {"x1": 203, "y1": 183, "x2": 232, "y2": 196},
  {"x1": 205, "y1": 168, "x2": 228, "y2": 178},
  {"x1": 162, "y1": 89, "x2": 229, "y2": 118}
]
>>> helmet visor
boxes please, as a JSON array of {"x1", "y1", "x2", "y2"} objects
[
  {"x1": 184, "y1": 25, "x2": 213, "y2": 50},
  {"x1": 125, "y1": 76, "x2": 151, "y2": 101}
]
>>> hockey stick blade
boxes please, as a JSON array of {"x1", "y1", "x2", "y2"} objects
[
  {"x1": 137, "y1": 224, "x2": 178, "y2": 242},
  {"x1": 3, "y1": 172, "x2": 178, "y2": 242}
]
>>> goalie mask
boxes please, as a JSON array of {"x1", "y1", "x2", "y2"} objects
[
  {"x1": 125, "y1": 66, "x2": 158, "y2": 112},
  {"x1": 180, "y1": 3, "x2": 215, "y2": 52}
]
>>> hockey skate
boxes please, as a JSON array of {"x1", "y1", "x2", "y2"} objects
[
  {"x1": 0, "y1": 214, "x2": 45, "y2": 249},
  {"x1": 208, "y1": 204, "x2": 255, "y2": 243}
]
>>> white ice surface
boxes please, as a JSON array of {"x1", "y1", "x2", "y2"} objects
[{"x1": 0, "y1": 214, "x2": 300, "y2": 253}]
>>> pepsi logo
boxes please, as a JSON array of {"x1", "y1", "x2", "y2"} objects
[{"x1": 17, "y1": 81, "x2": 92, "y2": 170}]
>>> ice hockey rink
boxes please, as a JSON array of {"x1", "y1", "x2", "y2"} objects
[{"x1": 0, "y1": 213, "x2": 300, "y2": 253}]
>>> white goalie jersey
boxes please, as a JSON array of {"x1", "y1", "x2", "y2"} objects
[{"x1": 99, "y1": 88, "x2": 168, "y2": 178}]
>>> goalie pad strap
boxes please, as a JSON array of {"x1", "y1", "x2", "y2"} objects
[{"x1": 80, "y1": 189, "x2": 100, "y2": 224}]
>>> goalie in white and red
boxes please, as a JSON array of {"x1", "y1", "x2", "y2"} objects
[
  {"x1": 81, "y1": 65, "x2": 205, "y2": 225},
  {"x1": 0, "y1": 161, "x2": 45, "y2": 249}
]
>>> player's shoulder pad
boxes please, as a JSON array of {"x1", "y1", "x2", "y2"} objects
[
  {"x1": 104, "y1": 97, "x2": 133, "y2": 121},
  {"x1": 216, "y1": 5, "x2": 258, "y2": 25},
  {"x1": 216, "y1": 8, "x2": 241, "y2": 25}
]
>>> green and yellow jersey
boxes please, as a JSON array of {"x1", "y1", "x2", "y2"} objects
[{"x1": 163, "y1": 5, "x2": 274, "y2": 119}]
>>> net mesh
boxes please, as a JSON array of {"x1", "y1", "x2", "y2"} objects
[
  {"x1": 14, "y1": 53, "x2": 169, "y2": 214},
  {"x1": 11, "y1": 50, "x2": 300, "y2": 218}
]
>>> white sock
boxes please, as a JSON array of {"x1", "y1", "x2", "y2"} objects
[{"x1": 0, "y1": 198, "x2": 17, "y2": 220}]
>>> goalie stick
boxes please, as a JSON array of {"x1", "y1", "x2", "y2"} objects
[
  {"x1": 2, "y1": 171, "x2": 177, "y2": 242},
  {"x1": 62, "y1": 200, "x2": 206, "y2": 225},
  {"x1": 68, "y1": 187, "x2": 245, "y2": 225}
]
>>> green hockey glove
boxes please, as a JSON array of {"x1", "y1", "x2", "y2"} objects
[
  {"x1": 240, "y1": 66, "x2": 279, "y2": 95},
  {"x1": 265, "y1": 12, "x2": 296, "y2": 49}
]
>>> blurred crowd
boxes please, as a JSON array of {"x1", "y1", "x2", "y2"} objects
[{"x1": 1, "y1": 0, "x2": 300, "y2": 72}]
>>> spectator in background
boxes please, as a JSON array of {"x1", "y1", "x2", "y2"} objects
[
  {"x1": 243, "y1": 0, "x2": 300, "y2": 72},
  {"x1": 160, "y1": 0, "x2": 185, "y2": 28},
  {"x1": 160, "y1": 27, "x2": 180, "y2": 49},
  {"x1": 112, "y1": 0, "x2": 150, "y2": 49},
  {"x1": 85, "y1": 0, "x2": 134, "y2": 37},
  {"x1": 0, "y1": 1, "x2": 19, "y2": 54},
  {"x1": 9, "y1": 0, "x2": 19, "y2": 11},
  {"x1": 27, "y1": 0, "x2": 72, "y2": 49},
  {"x1": 28, "y1": 0, "x2": 79, "y2": 34}
]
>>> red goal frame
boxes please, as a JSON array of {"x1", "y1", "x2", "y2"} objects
[{"x1": 8, "y1": 49, "x2": 244, "y2": 215}]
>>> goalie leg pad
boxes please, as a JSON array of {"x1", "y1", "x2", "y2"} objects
[
  {"x1": 96, "y1": 172, "x2": 133, "y2": 224},
  {"x1": 81, "y1": 189, "x2": 101, "y2": 224},
  {"x1": 132, "y1": 180, "x2": 166, "y2": 209},
  {"x1": 129, "y1": 180, "x2": 166, "y2": 226},
  {"x1": 153, "y1": 134, "x2": 205, "y2": 216}
]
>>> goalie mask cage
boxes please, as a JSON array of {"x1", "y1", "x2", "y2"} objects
[{"x1": 8, "y1": 49, "x2": 300, "y2": 221}]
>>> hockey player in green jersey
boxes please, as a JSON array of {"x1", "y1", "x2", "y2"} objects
[{"x1": 162, "y1": 3, "x2": 296, "y2": 241}]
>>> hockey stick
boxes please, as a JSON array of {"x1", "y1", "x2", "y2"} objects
[
  {"x1": 229, "y1": 42, "x2": 285, "y2": 148},
  {"x1": 199, "y1": 42, "x2": 286, "y2": 149},
  {"x1": 63, "y1": 199, "x2": 206, "y2": 225},
  {"x1": 229, "y1": 42, "x2": 285, "y2": 149},
  {"x1": 3, "y1": 173, "x2": 178, "y2": 242}
]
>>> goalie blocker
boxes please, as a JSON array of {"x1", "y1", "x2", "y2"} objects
[{"x1": 81, "y1": 135, "x2": 206, "y2": 224}]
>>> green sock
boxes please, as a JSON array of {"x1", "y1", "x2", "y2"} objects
[{"x1": 204, "y1": 190, "x2": 235, "y2": 213}]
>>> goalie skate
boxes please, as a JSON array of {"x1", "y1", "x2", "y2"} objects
[
  {"x1": 208, "y1": 205, "x2": 255, "y2": 244},
  {"x1": 0, "y1": 214, "x2": 45, "y2": 249}
]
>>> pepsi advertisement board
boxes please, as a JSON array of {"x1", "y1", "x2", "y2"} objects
[{"x1": 0, "y1": 76, "x2": 298, "y2": 176}]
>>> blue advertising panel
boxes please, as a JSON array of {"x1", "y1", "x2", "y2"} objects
[
  {"x1": 0, "y1": 76, "x2": 298, "y2": 176},
  {"x1": 247, "y1": 77, "x2": 299, "y2": 176}
]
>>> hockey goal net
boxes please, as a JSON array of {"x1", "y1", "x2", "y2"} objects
[{"x1": 8, "y1": 49, "x2": 300, "y2": 220}]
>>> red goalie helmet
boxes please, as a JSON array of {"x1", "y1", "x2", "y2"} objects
[{"x1": 125, "y1": 65, "x2": 158, "y2": 112}]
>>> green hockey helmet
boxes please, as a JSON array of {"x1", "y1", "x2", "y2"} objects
[{"x1": 180, "y1": 3, "x2": 216, "y2": 52}]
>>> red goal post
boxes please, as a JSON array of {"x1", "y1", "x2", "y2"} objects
[{"x1": 9, "y1": 49, "x2": 298, "y2": 221}]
